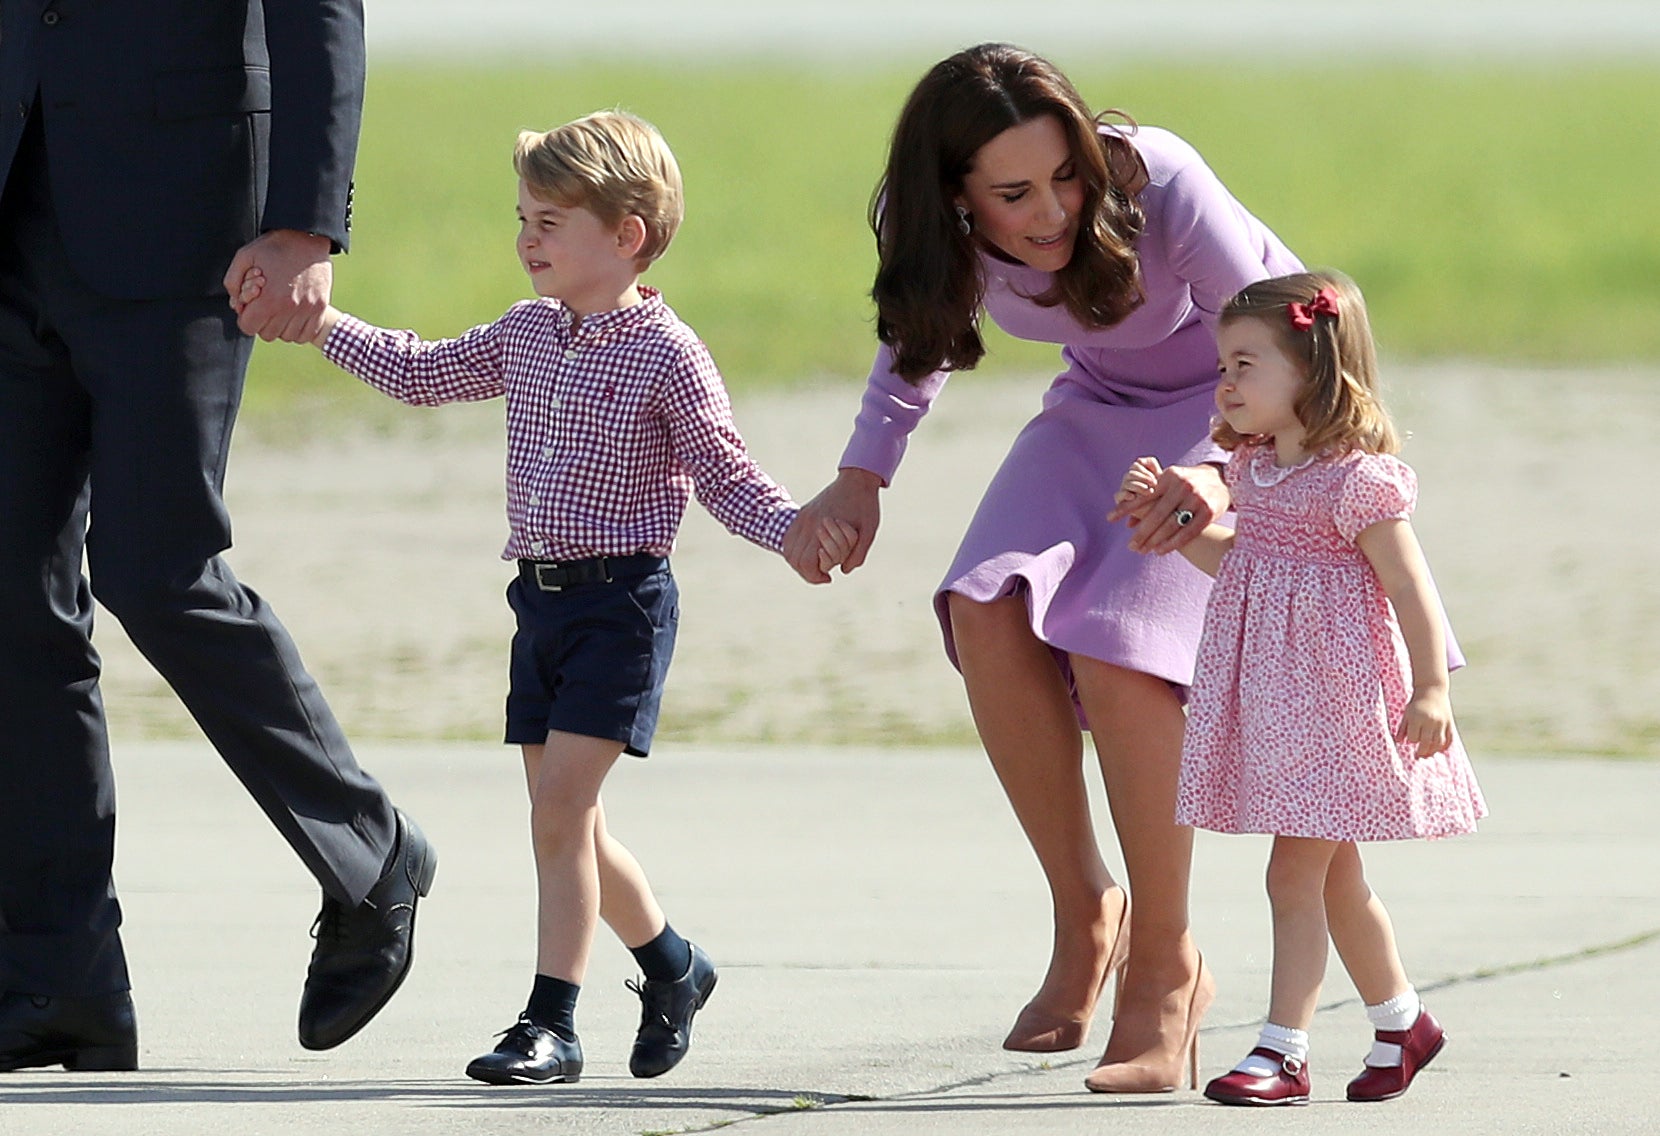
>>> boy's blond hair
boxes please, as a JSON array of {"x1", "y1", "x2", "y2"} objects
[{"x1": 513, "y1": 110, "x2": 684, "y2": 267}]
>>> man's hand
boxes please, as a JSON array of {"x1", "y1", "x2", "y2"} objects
[{"x1": 223, "y1": 229, "x2": 334, "y2": 343}]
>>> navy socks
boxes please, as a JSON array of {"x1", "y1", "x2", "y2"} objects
[
  {"x1": 526, "y1": 974, "x2": 580, "y2": 1041},
  {"x1": 523, "y1": 924, "x2": 688, "y2": 1040},
  {"x1": 630, "y1": 923, "x2": 693, "y2": 982}
]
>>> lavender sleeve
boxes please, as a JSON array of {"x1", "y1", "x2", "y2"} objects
[
  {"x1": 1153, "y1": 137, "x2": 1301, "y2": 467},
  {"x1": 836, "y1": 343, "x2": 949, "y2": 486},
  {"x1": 1156, "y1": 152, "x2": 1302, "y2": 326}
]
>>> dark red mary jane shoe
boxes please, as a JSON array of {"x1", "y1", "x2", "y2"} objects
[
  {"x1": 1203, "y1": 1048, "x2": 1310, "y2": 1106},
  {"x1": 1346, "y1": 1007, "x2": 1445, "y2": 1102}
]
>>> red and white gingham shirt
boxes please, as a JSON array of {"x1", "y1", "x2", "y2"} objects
[{"x1": 323, "y1": 287, "x2": 798, "y2": 562}]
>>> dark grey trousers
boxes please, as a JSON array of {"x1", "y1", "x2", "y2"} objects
[{"x1": 0, "y1": 117, "x2": 395, "y2": 997}]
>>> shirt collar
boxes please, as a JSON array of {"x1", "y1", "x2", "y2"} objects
[{"x1": 559, "y1": 286, "x2": 665, "y2": 343}]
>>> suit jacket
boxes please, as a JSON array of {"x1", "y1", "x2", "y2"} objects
[{"x1": 0, "y1": 0, "x2": 364, "y2": 300}]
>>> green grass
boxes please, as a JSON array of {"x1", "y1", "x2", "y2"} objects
[{"x1": 245, "y1": 59, "x2": 1660, "y2": 413}]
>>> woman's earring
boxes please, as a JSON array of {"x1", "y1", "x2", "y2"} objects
[{"x1": 955, "y1": 205, "x2": 972, "y2": 235}]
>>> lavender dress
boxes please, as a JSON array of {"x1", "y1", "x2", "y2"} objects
[{"x1": 839, "y1": 127, "x2": 1302, "y2": 696}]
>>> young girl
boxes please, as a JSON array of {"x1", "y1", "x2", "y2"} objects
[{"x1": 1115, "y1": 270, "x2": 1486, "y2": 1105}]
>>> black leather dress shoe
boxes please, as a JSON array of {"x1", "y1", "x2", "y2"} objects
[
  {"x1": 297, "y1": 810, "x2": 436, "y2": 1050},
  {"x1": 0, "y1": 991, "x2": 138, "y2": 1072},
  {"x1": 627, "y1": 941, "x2": 717, "y2": 1078},
  {"x1": 465, "y1": 1016, "x2": 583, "y2": 1084}
]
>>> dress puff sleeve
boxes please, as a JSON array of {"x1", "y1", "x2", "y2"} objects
[{"x1": 1333, "y1": 453, "x2": 1418, "y2": 544}]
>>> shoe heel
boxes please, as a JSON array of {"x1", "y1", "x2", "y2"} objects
[
  {"x1": 400, "y1": 813, "x2": 438, "y2": 897},
  {"x1": 64, "y1": 1042, "x2": 138, "y2": 1072},
  {"x1": 1187, "y1": 1030, "x2": 1200, "y2": 1091}
]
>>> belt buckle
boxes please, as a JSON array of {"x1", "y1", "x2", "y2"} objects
[{"x1": 533, "y1": 563, "x2": 564, "y2": 592}]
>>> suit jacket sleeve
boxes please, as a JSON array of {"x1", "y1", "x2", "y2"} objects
[{"x1": 261, "y1": 0, "x2": 365, "y2": 251}]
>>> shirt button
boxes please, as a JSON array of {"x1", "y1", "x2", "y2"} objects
[
  {"x1": 548, "y1": 396, "x2": 561, "y2": 410},
  {"x1": 563, "y1": 348, "x2": 579, "y2": 362},
  {"x1": 541, "y1": 447, "x2": 556, "y2": 460},
  {"x1": 42, "y1": 9, "x2": 60, "y2": 24},
  {"x1": 532, "y1": 540, "x2": 548, "y2": 555},
  {"x1": 528, "y1": 494, "x2": 541, "y2": 507}
]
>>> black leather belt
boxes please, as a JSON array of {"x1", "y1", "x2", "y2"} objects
[{"x1": 517, "y1": 554, "x2": 667, "y2": 592}]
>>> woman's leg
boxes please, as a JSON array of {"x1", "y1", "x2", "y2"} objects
[
  {"x1": 1073, "y1": 657, "x2": 1210, "y2": 1091},
  {"x1": 1324, "y1": 842, "x2": 1411, "y2": 1005},
  {"x1": 521, "y1": 731, "x2": 627, "y2": 982},
  {"x1": 948, "y1": 593, "x2": 1126, "y2": 1051}
]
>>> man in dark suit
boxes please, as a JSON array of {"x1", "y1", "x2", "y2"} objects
[{"x1": 0, "y1": 0, "x2": 436, "y2": 1070}]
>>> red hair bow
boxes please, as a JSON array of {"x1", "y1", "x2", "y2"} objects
[{"x1": 1288, "y1": 287, "x2": 1340, "y2": 331}]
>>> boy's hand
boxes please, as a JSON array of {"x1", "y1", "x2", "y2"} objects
[
  {"x1": 1114, "y1": 456, "x2": 1163, "y2": 512},
  {"x1": 816, "y1": 518, "x2": 860, "y2": 575},
  {"x1": 1397, "y1": 687, "x2": 1455, "y2": 755},
  {"x1": 230, "y1": 267, "x2": 267, "y2": 315}
]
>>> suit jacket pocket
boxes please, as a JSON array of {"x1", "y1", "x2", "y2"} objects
[{"x1": 153, "y1": 66, "x2": 272, "y2": 120}]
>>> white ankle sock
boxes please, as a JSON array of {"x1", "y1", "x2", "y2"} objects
[
  {"x1": 1363, "y1": 988, "x2": 1421, "y2": 1067},
  {"x1": 1233, "y1": 1022, "x2": 1309, "y2": 1076}
]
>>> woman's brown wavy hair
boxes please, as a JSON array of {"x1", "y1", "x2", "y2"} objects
[
  {"x1": 1213, "y1": 270, "x2": 1401, "y2": 456},
  {"x1": 870, "y1": 43, "x2": 1147, "y2": 382}
]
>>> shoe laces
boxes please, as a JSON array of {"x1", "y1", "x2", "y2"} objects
[
  {"x1": 497, "y1": 1014, "x2": 542, "y2": 1040},
  {"x1": 310, "y1": 897, "x2": 348, "y2": 945},
  {"x1": 492, "y1": 1015, "x2": 548, "y2": 1055},
  {"x1": 625, "y1": 976, "x2": 675, "y2": 1031}
]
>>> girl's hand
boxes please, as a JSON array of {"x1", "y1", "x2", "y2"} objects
[
  {"x1": 1108, "y1": 462, "x2": 1230, "y2": 555},
  {"x1": 1397, "y1": 686, "x2": 1455, "y2": 755},
  {"x1": 816, "y1": 518, "x2": 860, "y2": 575},
  {"x1": 1114, "y1": 456, "x2": 1162, "y2": 510}
]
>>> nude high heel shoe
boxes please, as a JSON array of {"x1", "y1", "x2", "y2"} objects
[
  {"x1": 1002, "y1": 892, "x2": 1131, "y2": 1053},
  {"x1": 1083, "y1": 953, "x2": 1214, "y2": 1094}
]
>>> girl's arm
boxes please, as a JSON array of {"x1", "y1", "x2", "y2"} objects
[
  {"x1": 1167, "y1": 522, "x2": 1234, "y2": 578},
  {"x1": 1114, "y1": 456, "x2": 1234, "y2": 576},
  {"x1": 1355, "y1": 518, "x2": 1456, "y2": 755}
]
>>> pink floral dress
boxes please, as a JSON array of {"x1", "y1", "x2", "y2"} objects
[{"x1": 1175, "y1": 444, "x2": 1487, "y2": 841}]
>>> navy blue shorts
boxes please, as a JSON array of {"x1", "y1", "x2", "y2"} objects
[{"x1": 504, "y1": 557, "x2": 678, "y2": 756}]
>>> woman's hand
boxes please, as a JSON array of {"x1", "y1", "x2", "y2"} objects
[
  {"x1": 1114, "y1": 456, "x2": 1163, "y2": 510},
  {"x1": 782, "y1": 467, "x2": 883, "y2": 584},
  {"x1": 1107, "y1": 462, "x2": 1229, "y2": 554}
]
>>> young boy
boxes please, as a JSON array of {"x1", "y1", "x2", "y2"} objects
[{"x1": 238, "y1": 110, "x2": 839, "y2": 1084}]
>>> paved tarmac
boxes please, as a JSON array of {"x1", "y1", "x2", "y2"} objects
[{"x1": 3, "y1": 742, "x2": 1657, "y2": 1135}]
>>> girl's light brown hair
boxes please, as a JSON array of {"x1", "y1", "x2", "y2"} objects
[
  {"x1": 870, "y1": 43, "x2": 1148, "y2": 382},
  {"x1": 1214, "y1": 269, "x2": 1400, "y2": 456},
  {"x1": 513, "y1": 110, "x2": 684, "y2": 267}
]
